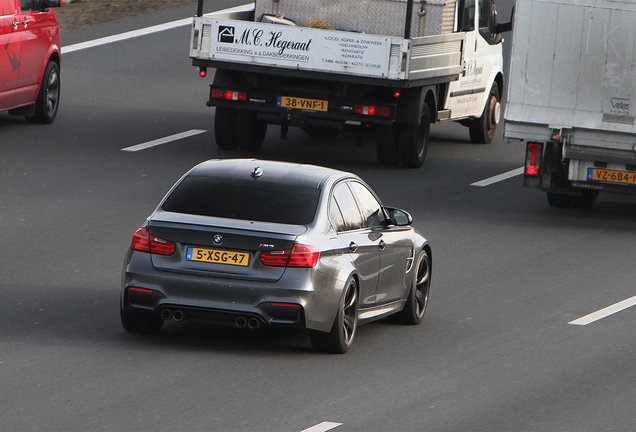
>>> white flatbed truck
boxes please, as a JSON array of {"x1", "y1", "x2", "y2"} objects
[
  {"x1": 505, "y1": 0, "x2": 636, "y2": 207},
  {"x1": 190, "y1": 0, "x2": 511, "y2": 167}
]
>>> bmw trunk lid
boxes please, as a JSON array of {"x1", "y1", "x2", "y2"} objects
[{"x1": 147, "y1": 213, "x2": 305, "y2": 282}]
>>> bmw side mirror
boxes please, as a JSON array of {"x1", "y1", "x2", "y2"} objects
[{"x1": 386, "y1": 207, "x2": 413, "y2": 226}]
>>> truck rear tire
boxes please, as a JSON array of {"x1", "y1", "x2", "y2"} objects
[
  {"x1": 398, "y1": 105, "x2": 430, "y2": 168},
  {"x1": 469, "y1": 83, "x2": 500, "y2": 144},
  {"x1": 376, "y1": 124, "x2": 400, "y2": 166},
  {"x1": 546, "y1": 192, "x2": 571, "y2": 207},
  {"x1": 571, "y1": 190, "x2": 599, "y2": 209},
  {"x1": 214, "y1": 107, "x2": 239, "y2": 150},
  {"x1": 236, "y1": 111, "x2": 267, "y2": 152}
]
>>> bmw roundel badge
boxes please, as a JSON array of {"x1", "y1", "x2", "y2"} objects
[{"x1": 213, "y1": 234, "x2": 223, "y2": 245}]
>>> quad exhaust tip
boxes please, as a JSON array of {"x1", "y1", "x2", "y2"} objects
[
  {"x1": 172, "y1": 310, "x2": 185, "y2": 322},
  {"x1": 160, "y1": 309, "x2": 172, "y2": 320}
]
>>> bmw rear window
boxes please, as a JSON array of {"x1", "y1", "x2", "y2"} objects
[{"x1": 161, "y1": 175, "x2": 321, "y2": 225}]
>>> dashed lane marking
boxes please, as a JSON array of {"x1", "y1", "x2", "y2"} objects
[
  {"x1": 121, "y1": 129, "x2": 206, "y2": 152},
  {"x1": 299, "y1": 422, "x2": 343, "y2": 432},
  {"x1": 569, "y1": 294, "x2": 636, "y2": 326},
  {"x1": 471, "y1": 167, "x2": 524, "y2": 187},
  {"x1": 62, "y1": 3, "x2": 254, "y2": 54}
]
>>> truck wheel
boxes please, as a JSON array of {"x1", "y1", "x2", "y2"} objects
[
  {"x1": 376, "y1": 124, "x2": 400, "y2": 166},
  {"x1": 469, "y1": 83, "x2": 500, "y2": 144},
  {"x1": 546, "y1": 192, "x2": 571, "y2": 207},
  {"x1": 399, "y1": 105, "x2": 430, "y2": 168},
  {"x1": 571, "y1": 191, "x2": 598, "y2": 209},
  {"x1": 214, "y1": 107, "x2": 239, "y2": 150},
  {"x1": 26, "y1": 61, "x2": 60, "y2": 124},
  {"x1": 236, "y1": 110, "x2": 267, "y2": 152}
]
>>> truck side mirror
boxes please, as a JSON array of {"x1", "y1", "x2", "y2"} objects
[{"x1": 494, "y1": 6, "x2": 513, "y2": 34}]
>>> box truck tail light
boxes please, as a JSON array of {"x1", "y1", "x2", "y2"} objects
[
  {"x1": 211, "y1": 89, "x2": 247, "y2": 101},
  {"x1": 354, "y1": 105, "x2": 391, "y2": 117},
  {"x1": 525, "y1": 143, "x2": 542, "y2": 176},
  {"x1": 199, "y1": 67, "x2": 207, "y2": 77}
]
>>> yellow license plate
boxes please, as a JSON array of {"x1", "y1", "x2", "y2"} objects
[
  {"x1": 186, "y1": 247, "x2": 250, "y2": 266},
  {"x1": 587, "y1": 168, "x2": 636, "y2": 185},
  {"x1": 277, "y1": 96, "x2": 328, "y2": 112}
]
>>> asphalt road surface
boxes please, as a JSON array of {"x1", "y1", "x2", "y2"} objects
[{"x1": 2, "y1": 1, "x2": 636, "y2": 431}]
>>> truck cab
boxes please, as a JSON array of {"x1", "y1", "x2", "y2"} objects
[{"x1": 0, "y1": 0, "x2": 62, "y2": 124}]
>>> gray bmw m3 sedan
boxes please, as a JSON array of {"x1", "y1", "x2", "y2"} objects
[{"x1": 121, "y1": 159, "x2": 431, "y2": 353}]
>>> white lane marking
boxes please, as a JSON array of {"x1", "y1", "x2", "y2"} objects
[
  {"x1": 569, "y1": 294, "x2": 636, "y2": 326},
  {"x1": 471, "y1": 167, "x2": 524, "y2": 187},
  {"x1": 300, "y1": 422, "x2": 343, "y2": 432},
  {"x1": 121, "y1": 129, "x2": 206, "y2": 152},
  {"x1": 61, "y1": 3, "x2": 254, "y2": 54}
]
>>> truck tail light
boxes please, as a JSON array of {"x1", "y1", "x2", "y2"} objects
[
  {"x1": 130, "y1": 228, "x2": 175, "y2": 256},
  {"x1": 199, "y1": 67, "x2": 207, "y2": 77},
  {"x1": 260, "y1": 244, "x2": 320, "y2": 268},
  {"x1": 525, "y1": 142, "x2": 543, "y2": 176},
  {"x1": 211, "y1": 88, "x2": 247, "y2": 101},
  {"x1": 354, "y1": 105, "x2": 391, "y2": 117}
]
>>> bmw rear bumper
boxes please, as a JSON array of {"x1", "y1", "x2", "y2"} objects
[{"x1": 121, "y1": 251, "x2": 342, "y2": 332}]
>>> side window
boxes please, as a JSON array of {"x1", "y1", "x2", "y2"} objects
[
  {"x1": 332, "y1": 183, "x2": 363, "y2": 231},
  {"x1": 348, "y1": 182, "x2": 386, "y2": 228},
  {"x1": 478, "y1": 0, "x2": 501, "y2": 44},
  {"x1": 478, "y1": 0, "x2": 491, "y2": 29},
  {"x1": 328, "y1": 196, "x2": 346, "y2": 232},
  {"x1": 20, "y1": 0, "x2": 37, "y2": 12},
  {"x1": 456, "y1": 0, "x2": 475, "y2": 32}
]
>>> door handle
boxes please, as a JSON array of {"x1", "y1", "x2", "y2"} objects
[
  {"x1": 348, "y1": 241, "x2": 358, "y2": 252},
  {"x1": 12, "y1": 21, "x2": 19, "y2": 28},
  {"x1": 379, "y1": 240, "x2": 386, "y2": 250},
  {"x1": 22, "y1": 20, "x2": 29, "y2": 26}
]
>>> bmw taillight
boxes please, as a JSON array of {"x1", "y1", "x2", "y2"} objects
[
  {"x1": 130, "y1": 228, "x2": 175, "y2": 256},
  {"x1": 260, "y1": 244, "x2": 320, "y2": 268}
]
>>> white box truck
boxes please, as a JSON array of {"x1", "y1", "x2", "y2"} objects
[
  {"x1": 190, "y1": 0, "x2": 512, "y2": 168},
  {"x1": 504, "y1": 0, "x2": 636, "y2": 207}
]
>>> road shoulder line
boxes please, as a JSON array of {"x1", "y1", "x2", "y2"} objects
[
  {"x1": 62, "y1": 3, "x2": 254, "y2": 54},
  {"x1": 569, "y1": 294, "x2": 636, "y2": 326}
]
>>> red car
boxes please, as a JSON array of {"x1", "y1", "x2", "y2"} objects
[{"x1": 1, "y1": 0, "x2": 62, "y2": 124}]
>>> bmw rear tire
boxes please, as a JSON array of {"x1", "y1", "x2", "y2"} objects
[
  {"x1": 310, "y1": 277, "x2": 358, "y2": 354},
  {"x1": 121, "y1": 308, "x2": 163, "y2": 334}
]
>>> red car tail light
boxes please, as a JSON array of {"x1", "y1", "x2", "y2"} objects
[
  {"x1": 210, "y1": 88, "x2": 247, "y2": 101},
  {"x1": 525, "y1": 142, "x2": 543, "y2": 176},
  {"x1": 260, "y1": 244, "x2": 320, "y2": 268},
  {"x1": 130, "y1": 228, "x2": 175, "y2": 256}
]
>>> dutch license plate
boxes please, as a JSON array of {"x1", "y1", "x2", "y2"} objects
[
  {"x1": 277, "y1": 96, "x2": 328, "y2": 112},
  {"x1": 186, "y1": 247, "x2": 250, "y2": 267},
  {"x1": 587, "y1": 168, "x2": 636, "y2": 185}
]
